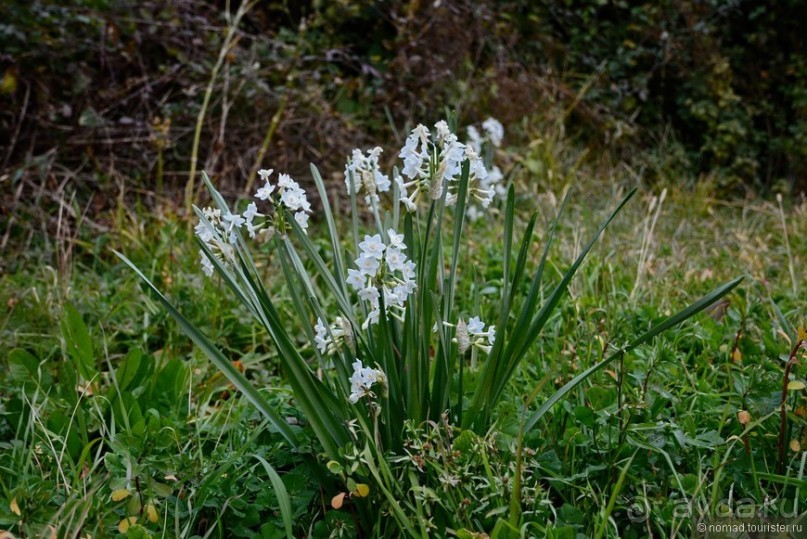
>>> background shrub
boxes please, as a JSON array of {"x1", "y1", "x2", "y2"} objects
[{"x1": 1, "y1": 0, "x2": 805, "y2": 217}]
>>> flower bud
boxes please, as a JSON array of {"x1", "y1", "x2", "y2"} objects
[
  {"x1": 429, "y1": 164, "x2": 445, "y2": 200},
  {"x1": 338, "y1": 316, "x2": 355, "y2": 350},
  {"x1": 456, "y1": 319, "x2": 470, "y2": 354}
]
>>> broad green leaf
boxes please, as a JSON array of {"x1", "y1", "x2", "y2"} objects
[
  {"x1": 117, "y1": 348, "x2": 144, "y2": 391},
  {"x1": 61, "y1": 303, "x2": 96, "y2": 381},
  {"x1": 8, "y1": 349, "x2": 39, "y2": 385}
]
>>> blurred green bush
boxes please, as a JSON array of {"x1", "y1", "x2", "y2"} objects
[{"x1": 1, "y1": 0, "x2": 805, "y2": 202}]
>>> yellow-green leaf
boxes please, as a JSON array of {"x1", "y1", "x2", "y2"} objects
[
  {"x1": 788, "y1": 380, "x2": 806, "y2": 391},
  {"x1": 111, "y1": 489, "x2": 131, "y2": 502},
  {"x1": 10, "y1": 497, "x2": 21, "y2": 516},
  {"x1": 0, "y1": 68, "x2": 17, "y2": 95},
  {"x1": 146, "y1": 503, "x2": 158, "y2": 523},
  {"x1": 118, "y1": 516, "x2": 137, "y2": 533},
  {"x1": 353, "y1": 483, "x2": 370, "y2": 498}
]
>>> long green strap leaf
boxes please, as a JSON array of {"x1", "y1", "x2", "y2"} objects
[
  {"x1": 254, "y1": 455, "x2": 294, "y2": 539},
  {"x1": 310, "y1": 163, "x2": 348, "y2": 294}
]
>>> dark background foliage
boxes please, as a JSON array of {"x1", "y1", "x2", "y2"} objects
[{"x1": 2, "y1": 0, "x2": 805, "y2": 215}]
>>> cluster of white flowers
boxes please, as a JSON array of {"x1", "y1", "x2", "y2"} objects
[
  {"x1": 346, "y1": 229, "x2": 417, "y2": 329},
  {"x1": 195, "y1": 169, "x2": 313, "y2": 277},
  {"x1": 255, "y1": 169, "x2": 312, "y2": 232},
  {"x1": 467, "y1": 118, "x2": 504, "y2": 151},
  {"x1": 348, "y1": 359, "x2": 387, "y2": 404},
  {"x1": 195, "y1": 207, "x2": 240, "y2": 277},
  {"x1": 345, "y1": 147, "x2": 391, "y2": 204},
  {"x1": 465, "y1": 118, "x2": 506, "y2": 221},
  {"x1": 396, "y1": 120, "x2": 495, "y2": 213},
  {"x1": 314, "y1": 316, "x2": 353, "y2": 356}
]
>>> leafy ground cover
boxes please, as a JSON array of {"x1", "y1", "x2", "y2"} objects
[{"x1": 1, "y1": 122, "x2": 805, "y2": 537}]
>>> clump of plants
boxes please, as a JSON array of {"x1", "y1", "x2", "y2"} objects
[{"x1": 119, "y1": 115, "x2": 741, "y2": 535}]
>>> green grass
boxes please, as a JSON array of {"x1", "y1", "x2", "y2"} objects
[{"x1": 1, "y1": 145, "x2": 805, "y2": 537}]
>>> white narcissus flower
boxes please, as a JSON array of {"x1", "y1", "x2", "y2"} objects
[
  {"x1": 348, "y1": 359, "x2": 386, "y2": 404},
  {"x1": 387, "y1": 229, "x2": 405, "y2": 249},
  {"x1": 464, "y1": 316, "x2": 495, "y2": 356},
  {"x1": 384, "y1": 247, "x2": 406, "y2": 271},
  {"x1": 398, "y1": 279, "x2": 416, "y2": 295},
  {"x1": 467, "y1": 316, "x2": 485, "y2": 334},
  {"x1": 400, "y1": 260, "x2": 416, "y2": 281},
  {"x1": 356, "y1": 255, "x2": 381, "y2": 276},
  {"x1": 200, "y1": 250, "x2": 215, "y2": 277},
  {"x1": 255, "y1": 181, "x2": 275, "y2": 201},
  {"x1": 482, "y1": 117, "x2": 504, "y2": 147},
  {"x1": 467, "y1": 125, "x2": 482, "y2": 153},
  {"x1": 384, "y1": 289, "x2": 403, "y2": 308},
  {"x1": 195, "y1": 165, "x2": 317, "y2": 277},
  {"x1": 347, "y1": 269, "x2": 366, "y2": 290},
  {"x1": 358, "y1": 286, "x2": 380, "y2": 304},
  {"x1": 399, "y1": 124, "x2": 430, "y2": 180},
  {"x1": 434, "y1": 120, "x2": 452, "y2": 141},
  {"x1": 203, "y1": 207, "x2": 221, "y2": 220},
  {"x1": 294, "y1": 211, "x2": 309, "y2": 231},
  {"x1": 255, "y1": 169, "x2": 312, "y2": 233},
  {"x1": 222, "y1": 211, "x2": 246, "y2": 244},
  {"x1": 363, "y1": 308, "x2": 380, "y2": 329},
  {"x1": 277, "y1": 173, "x2": 294, "y2": 189},
  {"x1": 243, "y1": 202, "x2": 263, "y2": 238},
  {"x1": 314, "y1": 318, "x2": 330, "y2": 355},
  {"x1": 243, "y1": 202, "x2": 260, "y2": 222},
  {"x1": 195, "y1": 219, "x2": 215, "y2": 243},
  {"x1": 359, "y1": 234, "x2": 386, "y2": 260},
  {"x1": 222, "y1": 211, "x2": 245, "y2": 232},
  {"x1": 280, "y1": 187, "x2": 304, "y2": 211}
]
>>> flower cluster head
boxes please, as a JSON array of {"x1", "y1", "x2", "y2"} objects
[
  {"x1": 467, "y1": 118, "x2": 504, "y2": 151},
  {"x1": 254, "y1": 168, "x2": 312, "y2": 233},
  {"x1": 195, "y1": 207, "x2": 239, "y2": 277},
  {"x1": 347, "y1": 229, "x2": 417, "y2": 329},
  {"x1": 194, "y1": 168, "x2": 313, "y2": 277},
  {"x1": 396, "y1": 120, "x2": 496, "y2": 213},
  {"x1": 465, "y1": 118, "x2": 506, "y2": 220},
  {"x1": 482, "y1": 118, "x2": 504, "y2": 147},
  {"x1": 349, "y1": 359, "x2": 387, "y2": 404},
  {"x1": 315, "y1": 316, "x2": 354, "y2": 356},
  {"x1": 345, "y1": 147, "x2": 391, "y2": 204}
]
